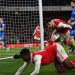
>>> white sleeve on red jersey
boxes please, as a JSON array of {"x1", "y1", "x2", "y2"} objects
[
  {"x1": 15, "y1": 62, "x2": 28, "y2": 75},
  {"x1": 56, "y1": 44, "x2": 69, "y2": 63},
  {"x1": 30, "y1": 55, "x2": 42, "y2": 75},
  {"x1": 58, "y1": 22, "x2": 72, "y2": 29}
]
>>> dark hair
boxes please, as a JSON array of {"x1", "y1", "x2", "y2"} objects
[
  {"x1": 13, "y1": 54, "x2": 21, "y2": 59},
  {"x1": 46, "y1": 18, "x2": 51, "y2": 23},
  {"x1": 71, "y1": 0, "x2": 75, "y2": 3},
  {"x1": 20, "y1": 48, "x2": 30, "y2": 55},
  {"x1": 20, "y1": 48, "x2": 31, "y2": 62}
]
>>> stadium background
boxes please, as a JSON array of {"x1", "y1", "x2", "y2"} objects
[
  {"x1": 0, "y1": 0, "x2": 72, "y2": 44},
  {"x1": 0, "y1": 0, "x2": 75, "y2": 75}
]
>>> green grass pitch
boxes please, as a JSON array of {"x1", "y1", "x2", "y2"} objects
[{"x1": 0, "y1": 46, "x2": 75, "y2": 75}]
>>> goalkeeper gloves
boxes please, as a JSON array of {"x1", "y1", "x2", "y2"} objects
[{"x1": 13, "y1": 54, "x2": 21, "y2": 59}]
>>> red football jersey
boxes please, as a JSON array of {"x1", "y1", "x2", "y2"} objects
[
  {"x1": 52, "y1": 19, "x2": 66, "y2": 28},
  {"x1": 34, "y1": 25, "x2": 40, "y2": 38},
  {"x1": 52, "y1": 19, "x2": 69, "y2": 34},
  {"x1": 32, "y1": 45, "x2": 57, "y2": 65}
]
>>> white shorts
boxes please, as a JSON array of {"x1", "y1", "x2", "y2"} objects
[
  {"x1": 34, "y1": 36, "x2": 40, "y2": 41},
  {"x1": 56, "y1": 43, "x2": 69, "y2": 62}
]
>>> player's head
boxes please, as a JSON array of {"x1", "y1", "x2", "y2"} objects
[
  {"x1": 71, "y1": 0, "x2": 75, "y2": 8},
  {"x1": 46, "y1": 19, "x2": 54, "y2": 28},
  {"x1": 47, "y1": 21, "x2": 53, "y2": 28},
  {"x1": 20, "y1": 48, "x2": 31, "y2": 62}
]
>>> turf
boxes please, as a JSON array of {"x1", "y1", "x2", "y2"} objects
[{"x1": 0, "y1": 46, "x2": 75, "y2": 75}]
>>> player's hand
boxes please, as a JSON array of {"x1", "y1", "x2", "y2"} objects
[
  {"x1": 13, "y1": 54, "x2": 21, "y2": 59},
  {"x1": 71, "y1": 22, "x2": 75, "y2": 25},
  {"x1": 58, "y1": 26, "x2": 64, "y2": 29}
]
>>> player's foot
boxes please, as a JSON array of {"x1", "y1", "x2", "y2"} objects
[
  {"x1": 71, "y1": 59, "x2": 75, "y2": 68},
  {"x1": 68, "y1": 50, "x2": 75, "y2": 54}
]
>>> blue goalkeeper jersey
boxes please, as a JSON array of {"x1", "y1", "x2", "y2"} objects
[
  {"x1": 71, "y1": 10, "x2": 75, "y2": 22},
  {"x1": 0, "y1": 22, "x2": 6, "y2": 40},
  {"x1": 70, "y1": 10, "x2": 75, "y2": 36}
]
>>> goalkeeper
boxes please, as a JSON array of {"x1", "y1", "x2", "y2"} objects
[{"x1": 14, "y1": 43, "x2": 75, "y2": 75}]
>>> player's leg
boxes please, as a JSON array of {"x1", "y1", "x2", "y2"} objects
[
  {"x1": 54, "y1": 56, "x2": 68, "y2": 73},
  {"x1": 0, "y1": 32, "x2": 9, "y2": 50},
  {"x1": 34, "y1": 36, "x2": 40, "y2": 51},
  {"x1": 56, "y1": 44, "x2": 75, "y2": 70},
  {"x1": 3, "y1": 41, "x2": 8, "y2": 49},
  {"x1": 15, "y1": 62, "x2": 27, "y2": 75},
  {"x1": 0, "y1": 40, "x2": 5, "y2": 48},
  {"x1": 50, "y1": 33, "x2": 60, "y2": 42},
  {"x1": 0, "y1": 40, "x2": 9, "y2": 50},
  {"x1": 54, "y1": 57, "x2": 75, "y2": 73}
]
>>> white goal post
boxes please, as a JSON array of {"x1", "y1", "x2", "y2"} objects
[{"x1": 39, "y1": 0, "x2": 44, "y2": 50}]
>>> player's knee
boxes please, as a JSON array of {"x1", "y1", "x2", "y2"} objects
[
  {"x1": 63, "y1": 61, "x2": 73, "y2": 70},
  {"x1": 55, "y1": 62, "x2": 68, "y2": 73}
]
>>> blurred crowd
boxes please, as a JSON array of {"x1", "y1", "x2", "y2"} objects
[{"x1": 0, "y1": 0, "x2": 71, "y2": 6}]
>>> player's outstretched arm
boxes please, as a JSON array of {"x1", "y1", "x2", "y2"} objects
[
  {"x1": 30, "y1": 55, "x2": 42, "y2": 75},
  {"x1": 13, "y1": 54, "x2": 21, "y2": 59},
  {"x1": 15, "y1": 62, "x2": 29, "y2": 75}
]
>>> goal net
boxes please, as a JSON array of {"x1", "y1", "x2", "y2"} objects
[{"x1": 0, "y1": 0, "x2": 44, "y2": 59}]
